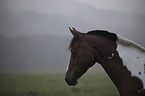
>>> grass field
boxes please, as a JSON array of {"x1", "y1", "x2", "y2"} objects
[{"x1": 0, "y1": 69, "x2": 119, "y2": 96}]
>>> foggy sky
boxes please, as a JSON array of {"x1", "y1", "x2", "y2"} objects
[
  {"x1": 4, "y1": 0, "x2": 145, "y2": 15},
  {"x1": 78, "y1": 0, "x2": 145, "y2": 14},
  {"x1": 1, "y1": 0, "x2": 145, "y2": 37}
]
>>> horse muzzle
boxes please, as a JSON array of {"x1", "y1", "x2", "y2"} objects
[{"x1": 65, "y1": 74, "x2": 78, "y2": 86}]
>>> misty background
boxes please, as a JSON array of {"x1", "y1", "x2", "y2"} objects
[{"x1": 0, "y1": 0, "x2": 145, "y2": 71}]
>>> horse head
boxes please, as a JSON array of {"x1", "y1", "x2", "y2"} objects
[{"x1": 65, "y1": 27, "x2": 97, "y2": 86}]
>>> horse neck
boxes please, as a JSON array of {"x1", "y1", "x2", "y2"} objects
[
  {"x1": 97, "y1": 50, "x2": 142, "y2": 94},
  {"x1": 89, "y1": 37, "x2": 142, "y2": 95}
]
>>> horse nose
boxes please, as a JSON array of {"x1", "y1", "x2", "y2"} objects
[
  {"x1": 65, "y1": 74, "x2": 78, "y2": 86},
  {"x1": 65, "y1": 74, "x2": 72, "y2": 85}
]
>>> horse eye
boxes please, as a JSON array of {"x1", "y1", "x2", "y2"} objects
[{"x1": 71, "y1": 50, "x2": 77, "y2": 55}]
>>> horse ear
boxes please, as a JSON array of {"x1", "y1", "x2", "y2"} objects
[{"x1": 69, "y1": 27, "x2": 82, "y2": 39}]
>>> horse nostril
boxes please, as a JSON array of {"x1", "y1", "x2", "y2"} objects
[{"x1": 65, "y1": 74, "x2": 70, "y2": 84}]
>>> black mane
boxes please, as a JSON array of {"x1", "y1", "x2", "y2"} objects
[
  {"x1": 86, "y1": 30, "x2": 117, "y2": 42},
  {"x1": 69, "y1": 30, "x2": 117, "y2": 50}
]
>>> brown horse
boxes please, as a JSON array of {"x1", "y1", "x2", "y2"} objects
[{"x1": 65, "y1": 27, "x2": 145, "y2": 96}]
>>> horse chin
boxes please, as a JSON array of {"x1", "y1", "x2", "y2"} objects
[
  {"x1": 69, "y1": 80, "x2": 78, "y2": 86},
  {"x1": 68, "y1": 79, "x2": 78, "y2": 86}
]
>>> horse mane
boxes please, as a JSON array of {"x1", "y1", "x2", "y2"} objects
[
  {"x1": 69, "y1": 30, "x2": 117, "y2": 50},
  {"x1": 86, "y1": 30, "x2": 117, "y2": 42},
  {"x1": 117, "y1": 35, "x2": 145, "y2": 52},
  {"x1": 69, "y1": 30, "x2": 145, "y2": 52}
]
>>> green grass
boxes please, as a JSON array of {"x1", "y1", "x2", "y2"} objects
[{"x1": 0, "y1": 69, "x2": 119, "y2": 96}]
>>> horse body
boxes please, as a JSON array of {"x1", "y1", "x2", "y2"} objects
[{"x1": 65, "y1": 27, "x2": 145, "y2": 96}]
